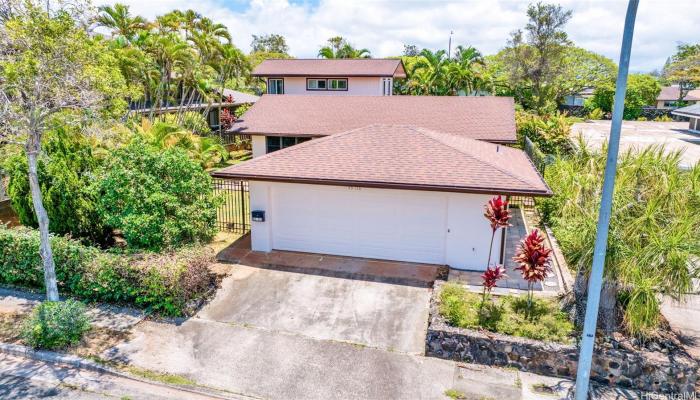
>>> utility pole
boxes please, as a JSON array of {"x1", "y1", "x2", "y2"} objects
[
  {"x1": 448, "y1": 30, "x2": 454, "y2": 59},
  {"x1": 574, "y1": 1, "x2": 639, "y2": 399}
]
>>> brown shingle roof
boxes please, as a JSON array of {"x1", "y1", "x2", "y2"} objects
[
  {"x1": 214, "y1": 125, "x2": 550, "y2": 196},
  {"x1": 657, "y1": 86, "x2": 700, "y2": 101},
  {"x1": 234, "y1": 95, "x2": 517, "y2": 143},
  {"x1": 251, "y1": 59, "x2": 406, "y2": 78}
]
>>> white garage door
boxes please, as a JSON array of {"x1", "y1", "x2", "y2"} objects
[{"x1": 270, "y1": 184, "x2": 448, "y2": 264}]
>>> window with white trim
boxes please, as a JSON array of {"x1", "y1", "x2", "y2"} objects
[
  {"x1": 328, "y1": 79, "x2": 348, "y2": 90},
  {"x1": 307, "y1": 79, "x2": 327, "y2": 90},
  {"x1": 267, "y1": 78, "x2": 284, "y2": 94}
]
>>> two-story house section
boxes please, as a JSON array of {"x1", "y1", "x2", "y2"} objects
[{"x1": 251, "y1": 59, "x2": 407, "y2": 96}]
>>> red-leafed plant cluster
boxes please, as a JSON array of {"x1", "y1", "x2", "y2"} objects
[
  {"x1": 484, "y1": 195, "x2": 511, "y2": 232},
  {"x1": 481, "y1": 264, "x2": 507, "y2": 293},
  {"x1": 220, "y1": 108, "x2": 236, "y2": 131},
  {"x1": 513, "y1": 229, "x2": 552, "y2": 309}
]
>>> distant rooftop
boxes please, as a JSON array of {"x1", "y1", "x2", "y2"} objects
[
  {"x1": 657, "y1": 86, "x2": 700, "y2": 101},
  {"x1": 251, "y1": 59, "x2": 407, "y2": 78}
]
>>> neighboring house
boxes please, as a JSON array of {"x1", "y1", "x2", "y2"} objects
[
  {"x1": 672, "y1": 104, "x2": 700, "y2": 133},
  {"x1": 233, "y1": 95, "x2": 517, "y2": 158},
  {"x1": 656, "y1": 86, "x2": 700, "y2": 109},
  {"x1": 130, "y1": 89, "x2": 259, "y2": 131},
  {"x1": 213, "y1": 123, "x2": 550, "y2": 270},
  {"x1": 563, "y1": 87, "x2": 594, "y2": 106},
  {"x1": 251, "y1": 59, "x2": 407, "y2": 96}
]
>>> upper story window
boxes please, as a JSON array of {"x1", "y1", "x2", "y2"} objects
[
  {"x1": 307, "y1": 79, "x2": 327, "y2": 90},
  {"x1": 328, "y1": 79, "x2": 347, "y2": 90},
  {"x1": 268, "y1": 78, "x2": 284, "y2": 94},
  {"x1": 266, "y1": 136, "x2": 311, "y2": 153},
  {"x1": 307, "y1": 78, "x2": 348, "y2": 91}
]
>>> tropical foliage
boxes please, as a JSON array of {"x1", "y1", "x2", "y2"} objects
[
  {"x1": 515, "y1": 111, "x2": 574, "y2": 154},
  {"x1": 97, "y1": 3, "x2": 249, "y2": 123},
  {"x1": 585, "y1": 73, "x2": 661, "y2": 120},
  {"x1": 397, "y1": 46, "x2": 488, "y2": 96},
  {"x1": 539, "y1": 143, "x2": 700, "y2": 337},
  {"x1": 318, "y1": 36, "x2": 371, "y2": 59}
]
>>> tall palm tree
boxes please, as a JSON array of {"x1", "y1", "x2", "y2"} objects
[{"x1": 96, "y1": 3, "x2": 146, "y2": 40}]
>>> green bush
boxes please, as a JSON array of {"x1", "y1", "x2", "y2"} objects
[
  {"x1": 0, "y1": 226, "x2": 216, "y2": 316},
  {"x1": 586, "y1": 108, "x2": 604, "y2": 120},
  {"x1": 21, "y1": 299, "x2": 91, "y2": 349},
  {"x1": 515, "y1": 111, "x2": 574, "y2": 155},
  {"x1": 439, "y1": 283, "x2": 573, "y2": 343},
  {"x1": 94, "y1": 139, "x2": 219, "y2": 251},
  {"x1": 3, "y1": 126, "x2": 107, "y2": 244}
]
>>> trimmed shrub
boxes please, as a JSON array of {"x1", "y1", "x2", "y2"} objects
[
  {"x1": 21, "y1": 299, "x2": 90, "y2": 349},
  {"x1": 0, "y1": 226, "x2": 216, "y2": 316},
  {"x1": 94, "y1": 139, "x2": 219, "y2": 251}
]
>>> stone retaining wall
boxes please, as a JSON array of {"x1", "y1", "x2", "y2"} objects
[{"x1": 426, "y1": 281, "x2": 698, "y2": 394}]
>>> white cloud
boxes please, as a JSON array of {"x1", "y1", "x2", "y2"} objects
[{"x1": 100, "y1": 0, "x2": 700, "y2": 72}]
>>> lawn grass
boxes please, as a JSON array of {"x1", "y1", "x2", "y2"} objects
[{"x1": 439, "y1": 283, "x2": 573, "y2": 344}]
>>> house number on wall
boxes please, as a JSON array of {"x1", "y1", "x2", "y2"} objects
[{"x1": 347, "y1": 186, "x2": 362, "y2": 190}]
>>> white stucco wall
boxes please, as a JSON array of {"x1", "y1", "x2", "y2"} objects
[
  {"x1": 248, "y1": 181, "x2": 502, "y2": 270},
  {"x1": 279, "y1": 77, "x2": 389, "y2": 96},
  {"x1": 251, "y1": 135, "x2": 266, "y2": 158}
]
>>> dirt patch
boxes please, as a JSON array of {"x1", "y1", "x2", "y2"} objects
[
  {"x1": 0, "y1": 312, "x2": 26, "y2": 344},
  {"x1": 70, "y1": 326, "x2": 132, "y2": 359}
]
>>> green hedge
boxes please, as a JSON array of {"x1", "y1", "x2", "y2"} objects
[{"x1": 0, "y1": 226, "x2": 215, "y2": 316}]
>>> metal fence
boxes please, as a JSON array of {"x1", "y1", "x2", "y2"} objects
[
  {"x1": 212, "y1": 178, "x2": 250, "y2": 233},
  {"x1": 509, "y1": 195, "x2": 536, "y2": 210},
  {"x1": 523, "y1": 136, "x2": 548, "y2": 175},
  {"x1": 209, "y1": 131, "x2": 251, "y2": 147}
]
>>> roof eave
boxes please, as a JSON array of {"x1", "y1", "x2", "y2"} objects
[{"x1": 209, "y1": 173, "x2": 553, "y2": 197}]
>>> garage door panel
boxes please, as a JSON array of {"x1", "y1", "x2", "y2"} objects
[{"x1": 271, "y1": 184, "x2": 447, "y2": 264}]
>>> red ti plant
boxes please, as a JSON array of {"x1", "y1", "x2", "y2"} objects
[
  {"x1": 481, "y1": 264, "x2": 507, "y2": 303},
  {"x1": 483, "y1": 195, "x2": 511, "y2": 269},
  {"x1": 220, "y1": 108, "x2": 236, "y2": 131},
  {"x1": 513, "y1": 229, "x2": 552, "y2": 309}
]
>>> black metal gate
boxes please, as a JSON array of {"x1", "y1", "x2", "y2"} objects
[{"x1": 212, "y1": 178, "x2": 250, "y2": 233}]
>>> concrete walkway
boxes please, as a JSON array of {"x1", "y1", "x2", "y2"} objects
[
  {"x1": 662, "y1": 293, "x2": 700, "y2": 360},
  {"x1": 0, "y1": 353, "x2": 226, "y2": 399}
]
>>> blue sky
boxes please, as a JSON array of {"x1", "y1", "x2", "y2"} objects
[{"x1": 102, "y1": 0, "x2": 700, "y2": 72}]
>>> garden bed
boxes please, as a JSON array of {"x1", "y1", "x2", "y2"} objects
[{"x1": 426, "y1": 280, "x2": 698, "y2": 394}]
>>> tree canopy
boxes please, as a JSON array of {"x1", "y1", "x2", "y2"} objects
[{"x1": 251, "y1": 33, "x2": 289, "y2": 55}]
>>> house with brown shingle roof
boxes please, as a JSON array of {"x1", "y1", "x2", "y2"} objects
[
  {"x1": 215, "y1": 94, "x2": 550, "y2": 271},
  {"x1": 656, "y1": 86, "x2": 700, "y2": 109},
  {"x1": 252, "y1": 59, "x2": 406, "y2": 96},
  {"x1": 235, "y1": 95, "x2": 517, "y2": 157}
]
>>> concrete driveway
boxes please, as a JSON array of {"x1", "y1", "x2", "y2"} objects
[
  {"x1": 198, "y1": 265, "x2": 430, "y2": 353},
  {"x1": 571, "y1": 120, "x2": 700, "y2": 169}
]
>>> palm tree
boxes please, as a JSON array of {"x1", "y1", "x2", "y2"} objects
[
  {"x1": 411, "y1": 49, "x2": 450, "y2": 95},
  {"x1": 96, "y1": 3, "x2": 146, "y2": 40},
  {"x1": 318, "y1": 36, "x2": 371, "y2": 59}
]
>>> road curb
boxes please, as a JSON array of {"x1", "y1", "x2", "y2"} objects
[{"x1": 0, "y1": 342, "x2": 245, "y2": 399}]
